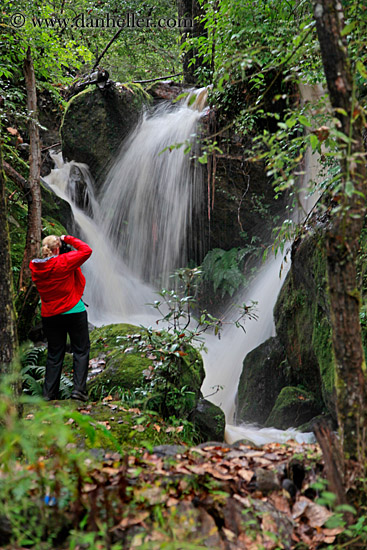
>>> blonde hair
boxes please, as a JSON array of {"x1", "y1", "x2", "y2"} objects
[{"x1": 41, "y1": 235, "x2": 61, "y2": 258}]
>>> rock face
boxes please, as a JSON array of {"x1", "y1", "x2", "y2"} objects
[
  {"x1": 61, "y1": 86, "x2": 148, "y2": 187},
  {"x1": 235, "y1": 222, "x2": 336, "y2": 430},
  {"x1": 273, "y1": 227, "x2": 336, "y2": 423}
]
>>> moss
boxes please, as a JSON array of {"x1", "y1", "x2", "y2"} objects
[
  {"x1": 88, "y1": 352, "x2": 151, "y2": 396},
  {"x1": 274, "y1": 230, "x2": 336, "y2": 421},
  {"x1": 265, "y1": 386, "x2": 321, "y2": 430},
  {"x1": 89, "y1": 323, "x2": 142, "y2": 357}
]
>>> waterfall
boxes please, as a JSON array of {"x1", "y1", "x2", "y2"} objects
[{"x1": 44, "y1": 87, "x2": 321, "y2": 446}]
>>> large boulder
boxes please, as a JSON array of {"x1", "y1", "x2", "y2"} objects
[
  {"x1": 273, "y1": 227, "x2": 336, "y2": 422},
  {"x1": 60, "y1": 86, "x2": 149, "y2": 187},
  {"x1": 235, "y1": 337, "x2": 290, "y2": 425}
]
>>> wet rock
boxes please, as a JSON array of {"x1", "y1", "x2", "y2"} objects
[
  {"x1": 61, "y1": 86, "x2": 148, "y2": 187},
  {"x1": 235, "y1": 337, "x2": 290, "y2": 425},
  {"x1": 41, "y1": 180, "x2": 74, "y2": 233},
  {"x1": 147, "y1": 81, "x2": 185, "y2": 101},
  {"x1": 188, "y1": 399, "x2": 225, "y2": 443},
  {"x1": 274, "y1": 228, "x2": 336, "y2": 422}
]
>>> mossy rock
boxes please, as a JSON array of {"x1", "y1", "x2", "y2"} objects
[
  {"x1": 88, "y1": 324, "x2": 205, "y2": 419},
  {"x1": 235, "y1": 337, "x2": 290, "y2": 425},
  {"x1": 188, "y1": 399, "x2": 225, "y2": 442},
  {"x1": 61, "y1": 86, "x2": 149, "y2": 187},
  {"x1": 265, "y1": 386, "x2": 322, "y2": 430},
  {"x1": 89, "y1": 323, "x2": 143, "y2": 357},
  {"x1": 274, "y1": 228, "x2": 336, "y2": 421}
]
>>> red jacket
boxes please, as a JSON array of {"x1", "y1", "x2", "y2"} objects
[{"x1": 29, "y1": 235, "x2": 92, "y2": 317}]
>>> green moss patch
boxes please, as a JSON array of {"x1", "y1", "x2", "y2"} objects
[{"x1": 265, "y1": 386, "x2": 322, "y2": 430}]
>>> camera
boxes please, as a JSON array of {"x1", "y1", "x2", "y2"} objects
[{"x1": 59, "y1": 241, "x2": 72, "y2": 255}]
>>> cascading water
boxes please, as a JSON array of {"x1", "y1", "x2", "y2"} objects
[{"x1": 45, "y1": 86, "x2": 321, "y2": 446}]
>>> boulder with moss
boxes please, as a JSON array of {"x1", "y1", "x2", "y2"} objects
[
  {"x1": 88, "y1": 323, "x2": 206, "y2": 423},
  {"x1": 265, "y1": 386, "x2": 322, "y2": 429},
  {"x1": 61, "y1": 86, "x2": 149, "y2": 187},
  {"x1": 273, "y1": 227, "x2": 336, "y2": 422}
]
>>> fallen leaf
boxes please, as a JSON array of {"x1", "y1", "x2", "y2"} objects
[
  {"x1": 237, "y1": 469, "x2": 254, "y2": 482},
  {"x1": 293, "y1": 496, "x2": 333, "y2": 527},
  {"x1": 113, "y1": 510, "x2": 149, "y2": 529},
  {"x1": 153, "y1": 424, "x2": 161, "y2": 432},
  {"x1": 222, "y1": 528, "x2": 236, "y2": 542},
  {"x1": 132, "y1": 425, "x2": 145, "y2": 432}
]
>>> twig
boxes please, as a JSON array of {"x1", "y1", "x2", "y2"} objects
[
  {"x1": 132, "y1": 72, "x2": 183, "y2": 84},
  {"x1": 41, "y1": 142, "x2": 61, "y2": 152},
  {"x1": 92, "y1": 28, "x2": 124, "y2": 70}
]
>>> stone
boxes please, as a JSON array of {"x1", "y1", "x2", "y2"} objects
[
  {"x1": 235, "y1": 336, "x2": 290, "y2": 425},
  {"x1": 61, "y1": 86, "x2": 148, "y2": 187},
  {"x1": 255, "y1": 468, "x2": 281, "y2": 493},
  {"x1": 152, "y1": 445, "x2": 186, "y2": 457},
  {"x1": 188, "y1": 399, "x2": 225, "y2": 442},
  {"x1": 274, "y1": 227, "x2": 337, "y2": 422},
  {"x1": 87, "y1": 323, "x2": 205, "y2": 419},
  {"x1": 265, "y1": 386, "x2": 322, "y2": 430}
]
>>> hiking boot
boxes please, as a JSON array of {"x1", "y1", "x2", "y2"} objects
[{"x1": 71, "y1": 390, "x2": 89, "y2": 402}]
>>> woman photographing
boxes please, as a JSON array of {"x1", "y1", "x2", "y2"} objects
[{"x1": 30, "y1": 235, "x2": 92, "y2": 402}]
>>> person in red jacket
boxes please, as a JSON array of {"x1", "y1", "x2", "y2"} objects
[{"x1": 30, "y1": 234, "x2": 92, "y2": 401}]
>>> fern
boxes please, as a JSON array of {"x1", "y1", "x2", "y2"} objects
[
  {"x1": 21, "y1": 346, "x2": 73, "y2": 399},
  {"x1": 202, "y1": 248, "x2": 247, "y2": 297}
]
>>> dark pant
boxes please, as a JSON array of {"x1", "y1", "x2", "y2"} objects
[{"x1": 42, "y1": 311, "x2": 90, "y2": 399}]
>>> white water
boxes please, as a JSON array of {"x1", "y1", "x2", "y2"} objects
[{"x1": 44, "y1": 87, "x2": 323, "y2": 446}]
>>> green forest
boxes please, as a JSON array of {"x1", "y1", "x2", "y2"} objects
[{"x1": 1, "y1": 0, "x2": 367, "y2": 548}]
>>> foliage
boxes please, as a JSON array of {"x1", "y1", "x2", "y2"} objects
[
  {"x1": 115, "y1": 268, "x2": 256, "y2": 418},
  {"x1": 21, "y1": 344, "x2": 73, "y2": 399},
  {"x1": 202, "y1": 247, "x2": 252, "y2": 297}
]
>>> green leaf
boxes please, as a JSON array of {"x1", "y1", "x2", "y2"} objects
[
  {"x1": 299, "y1": 114, "x2": 312, "y2": 128},
  {"x1": 309, "y1": 134, "x2": 319, "y2": 150},
  {"x1": 341, "y1": 21, "x2": 357, "y2": 37},
  {"x1": 356, "y1": 60, "x2": 367, "y2": 79}
]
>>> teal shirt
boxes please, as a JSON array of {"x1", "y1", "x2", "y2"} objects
[{"x1": 61, "y1": 299, "x2": 86, "y2": 315}]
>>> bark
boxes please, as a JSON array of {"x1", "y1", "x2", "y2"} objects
[
  {"x1": 0, "y1": 146, "x2": 18, "y2": 371},
  {"x1": 314, "y1": 0, "x2": 367, "y2": 459},
  {"x1": 19, "y1": 47, "x2": 42, "y2": 290}
]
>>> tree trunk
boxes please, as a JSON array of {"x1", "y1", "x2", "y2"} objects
[
  {"x1": 314, "y1": 0, "x2": 367, "y2": 459},
  {"x1": 177, "y1": 0, "x2": 207, "y2": 85},
  {"x1": 19, "y1": 47, "x2": 42, "y2": 290},
  {"x1": 16, "y1": 47, "x2": 42, "y2": 341},
  {"x1": 0, "y1": 145, "x2": 18, "y2": 371}
]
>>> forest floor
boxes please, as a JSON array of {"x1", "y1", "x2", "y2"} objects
[{"x1": 1, "y1": 397, "x2": 356, "y2": 550}]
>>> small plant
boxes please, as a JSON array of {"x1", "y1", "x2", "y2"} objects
[
  {"x1": 117, "y1": 267, "x2": 256, "y2": 419},
  {"x1": 21, "y1": 344, "x2": 73, "y2": 399}
]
